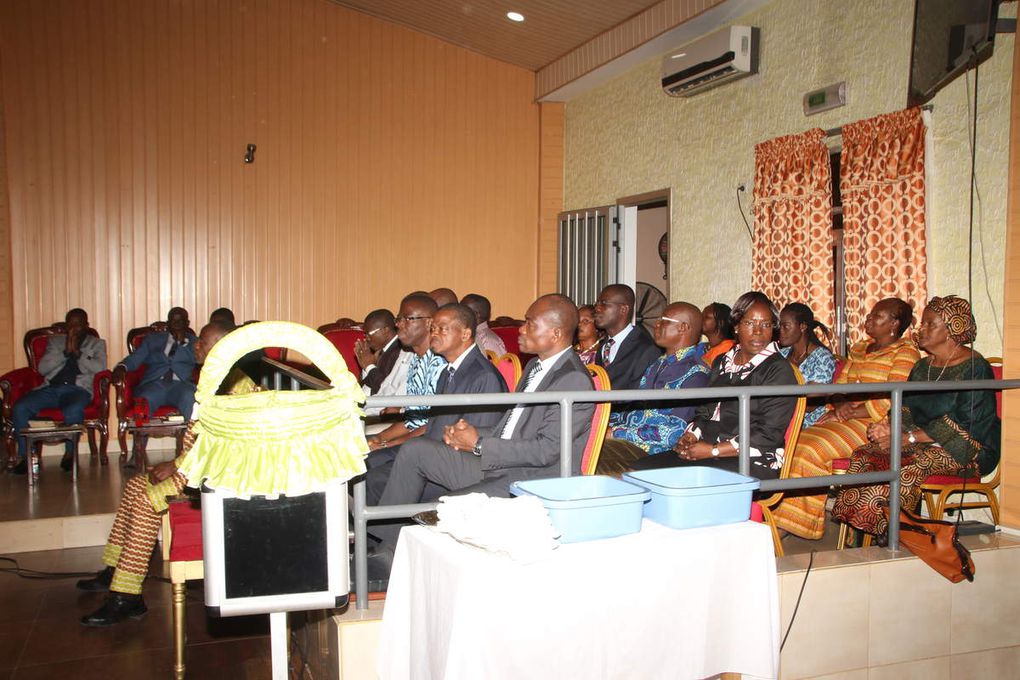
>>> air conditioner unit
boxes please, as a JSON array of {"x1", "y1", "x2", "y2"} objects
[{"x1": 661, "y1": 25, "x2": 759, "y2": 97}]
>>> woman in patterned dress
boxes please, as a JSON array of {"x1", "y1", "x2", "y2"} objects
[
  {"x1": 831, "y1": 296, "x2": 1000, "y2": 538},
  {"x1": 574, "y1": 304, "x2": 602, "y2": 365},
  {"x1": 777, "y1": 302, "x2": 836, "y2": 428},
  {"x1": 772, "y1": 298, "x2": 921, "y2": 540}
]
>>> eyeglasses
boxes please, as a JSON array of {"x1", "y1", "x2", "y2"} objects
[
  {"x1": 657, "y1": 316, "x2": 684, "y2": 324},
  {"x1": 595, "y1": 300, "x2": 623, "y2": 308},
  {"x1": 395, "y1": 315, "x2": 431, "y2": 324},
  {"x1": 365, "y1": 327, "x2": 385, "y2": 337},
  {"x1": 739, "y1": 320, "x2": 775, "y2": 331}
]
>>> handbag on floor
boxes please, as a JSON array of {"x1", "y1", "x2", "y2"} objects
[{"x1": 894, "y1": 508, "x2": 975, "y2": 583}]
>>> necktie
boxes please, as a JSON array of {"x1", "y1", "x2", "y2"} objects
[
  {"x1": 444, "y1": 365, "x2": 456, "y2": 390},
  {"x1": 498, "y1": 363, "x2": 544, "y2": 439},
  {"x1": 601, "y1": 338, "x2": 616, "y2": 365},
  {"x1": 163, "y1": 340, "x2": 180, "y2": 382}
]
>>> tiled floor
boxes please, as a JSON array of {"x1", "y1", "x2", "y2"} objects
[
  {"x1": 0, "y1": 545, "x2": 275, "y2": 679},
  {"x1": 0, "y1": 447, "x2": 177, "y2": 522}
]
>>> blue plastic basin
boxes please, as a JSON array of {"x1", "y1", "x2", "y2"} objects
[{"x1": 509, "y1": 475, "x2": 650, "y2": 543}]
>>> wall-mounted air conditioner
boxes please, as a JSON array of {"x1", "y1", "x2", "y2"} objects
[{"x1": 661, "y1": 25, "x2": 759, "y2": 97}]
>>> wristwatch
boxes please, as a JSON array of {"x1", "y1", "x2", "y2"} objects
[
  {"x1": 710, "y1": 446, "x2": 721, "y2": 457},
  {"x1": 472, "y1": 438, "x2": 483, "y2": 456}
]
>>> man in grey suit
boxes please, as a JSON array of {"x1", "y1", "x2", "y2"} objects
[
  {"x1": 364, "y1": 303, "x2": 506, "y2": 503},
  {"x1": 12, "y1": 308, "x2": 107, "y2": 474},
  {"x1": 367, "y1": 294, "x2": 594, "y2": 579}
]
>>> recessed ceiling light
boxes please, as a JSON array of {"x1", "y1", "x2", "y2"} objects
[{"x1": 506, "y1": 11, "x2": 525, "y2": 22}]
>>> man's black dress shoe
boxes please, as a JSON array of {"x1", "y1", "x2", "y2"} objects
[
  {"x1": 76, "y1": 566, "x2": 114, "y2": 592},
  {"x1": 12, "y1": 460, "x2": 27, "y2": 475},
  {"x1": 60, "y1": 454, "x2": 73, "y2": 472},
  {"x1": 80, "y1": 592, "x2": 148, "y2": 627}
]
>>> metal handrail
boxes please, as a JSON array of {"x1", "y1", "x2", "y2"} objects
[{"x1": 352, "y1": 377, "x2": 1019, "y2": 608}]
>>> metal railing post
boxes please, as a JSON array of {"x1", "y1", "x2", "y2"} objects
[
  {"x1": 560, "y1": 398, "x2": 573, "y2": 477},
  {"x1": 352, "y1": 478, "x2": 369, "y2": 609},
  {"x1": 887, "y1": 389, "x2": 903, "y2": 551},
  {"x1": 738, "y1": 394, "x2": 751, "y2": 476}
]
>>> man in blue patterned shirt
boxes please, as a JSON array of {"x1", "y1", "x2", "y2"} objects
[
  {"x1": 365, "y1": 293, "x2": 447, "y2": 454},
  {"x1": 596, "y1": 301, "x2": 710, "y2": 475}
]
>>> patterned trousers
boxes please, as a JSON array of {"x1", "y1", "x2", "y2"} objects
[
  {"x1": 101, "y1": 471, "x2": 188, "y2": 594},
  {"x1": 831, "y1": 444, "x2": 962, "y2": 537}
]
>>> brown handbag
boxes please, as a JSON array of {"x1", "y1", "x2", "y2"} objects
[{"x1": 895, "y1": 509, "x2": 975, "y2": 583}]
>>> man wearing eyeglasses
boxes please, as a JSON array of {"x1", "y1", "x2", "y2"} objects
[
  {"x1": 363, "y1": 303, "x2": 507, "y2": 503},
  {"x1": 363, "y1": 295, "x2": 594, "y2": 588},
  {"x1": 355, "y1": 309, "x2": 403, "y2": 395},
  {"x1": 594, "y1": 284, "x2": 662, "y2": 391},
  {"x1": 595, "y1": 301, "x2": 711, "y2": 475},
  {"x1": 365, "y1": 294, "x2": 446, "y2": 452}
]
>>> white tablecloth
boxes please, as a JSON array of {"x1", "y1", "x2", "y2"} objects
[{"x1": 377, "y1": 519, "x2": 779, "y2": 680}]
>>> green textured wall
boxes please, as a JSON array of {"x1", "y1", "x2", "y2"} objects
[{"x1": 564, "y1": 0, "x2": 1014, "y2": 356}]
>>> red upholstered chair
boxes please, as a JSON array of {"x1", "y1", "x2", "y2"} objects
[
  {"x1": 318, "y1": 322, "x2": 365, "y2": 376},
  {"x1": 162, "y1": 499, "x2": 204, "y2": 680},
  {"x1": 580, "y1": 365, "x2": 612, "y2": 476},
  {"x1": 489, "y1": 318, "x2": 537, "y2": 367},
  {"x1": 0, "y1": 323, "x2": 112, "y2": 468},
  {"x1": 112, "y1": 322, "x2": 192, "y2": 468},
  {"x1": 490, "y1": 352, "x2": 522, "y2": 391}
]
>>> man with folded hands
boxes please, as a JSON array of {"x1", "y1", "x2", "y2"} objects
[
  {"x1": 596, "y1": 301, "x2": 711, "y2": 475},
  {"x1": 364, "y1": 294, "x2": 594, "y2": 587},
  {"x1": 363, "y1": 302, "x2": 506, "y2": 503}
]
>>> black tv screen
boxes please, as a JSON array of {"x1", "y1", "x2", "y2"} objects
[{"x1": 908, "y1": 0, "x2": 999, "y2": 106}]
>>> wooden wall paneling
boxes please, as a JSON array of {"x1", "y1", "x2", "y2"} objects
[
  {"x1": 1000, "y1": 31, "x2": 1020, "y2": 529},
  {"x1": 0, "y1": 0, "x2": 541, "y2": 379},
  {"x1": 538, "y1": 102, "x2": 564, "y2": 296},
  {"x1": 0, "y1": 45, "x2": 14, "y2": 374}
]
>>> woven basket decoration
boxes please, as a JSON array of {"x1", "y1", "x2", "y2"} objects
[{"x1": 178, "y1": 321, "x2": 368, "y2": 498}]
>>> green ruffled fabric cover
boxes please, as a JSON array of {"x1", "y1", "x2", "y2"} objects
[{"x1": 178, "y1": 321, "x2": 369, "y2": 498}]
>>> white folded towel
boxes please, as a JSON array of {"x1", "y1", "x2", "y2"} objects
[{"x1": 435, "y1": 492, "x2": 560, "y2": 562}]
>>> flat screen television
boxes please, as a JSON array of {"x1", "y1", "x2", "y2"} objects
[{"x1": 908, "y1": 0, "x2": 1000, "y2": 106}]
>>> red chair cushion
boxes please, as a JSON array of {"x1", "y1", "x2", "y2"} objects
[
  {"x1": 750, "y1": 502, "x2": 764, "y2": 523},
  {"x1": 831, "y1": 458, "x2": 851, "y2": 471},
  {"x1": 923, "y1": 474, "x2": 981, "y2": 486},
  {"x1": 168, "y1": 502, "x2": 204, "y2": 562}
]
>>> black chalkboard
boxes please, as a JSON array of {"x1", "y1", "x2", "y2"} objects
[{"x1": 222, "y1": 492, "x2": 329, "y2": 599}]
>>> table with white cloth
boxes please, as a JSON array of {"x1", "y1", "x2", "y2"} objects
[{"x1": 377, "y1": 519, "x2": 780, "y2": 680}]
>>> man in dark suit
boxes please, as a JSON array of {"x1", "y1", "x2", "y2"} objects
[
  {"x1": 367, "y1": 294, "x2": 594, "y2": 576},
  {"x1": 594, "y1": 284, "x2": 661, "y2": 390},
  {"x1": 364, "y1": 303, "x2": 506, "y2": 503},
  {"x1": 113, "y1": 307, "x2": 198, "y2": 420},
  {"x1": 11, "y1": 308, "x2": 107, "y2": 474},
  {"x1": 354, "y1": 309, "x2": 402, "y2": 394}
]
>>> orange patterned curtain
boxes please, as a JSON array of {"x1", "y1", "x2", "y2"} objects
[
  {"x1": 752, "y1": 129, "x2": 834, "y2": 331},
  {"x1": 840, "y1": 108, "x2": 927, "y2": 345}
]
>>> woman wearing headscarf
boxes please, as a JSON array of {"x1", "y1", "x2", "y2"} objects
[
  {"x1": 771, "y1": 297, "x2": 920, "y2": 540},
  {"x1": 831, "y1": 295, "x2": 1000, "y2": 539}
]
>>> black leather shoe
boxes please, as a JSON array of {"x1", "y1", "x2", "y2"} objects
[
  {"x1": 60, "y1": 455, "x2": 73, "y2": 472},
  {"x1": 12, "y1": 460, "x2": 27, "y2": 475},
  {"x1": 76, "y1": 566, "x2": 114, "y2": 592},
  {"x1": 80, "y1": 592, "x2": 147, "y2": 627}
]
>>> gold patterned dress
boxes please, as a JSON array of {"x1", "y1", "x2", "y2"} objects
[{"x1": 771, "y1": 337, "x2": 920, "y2": 540}]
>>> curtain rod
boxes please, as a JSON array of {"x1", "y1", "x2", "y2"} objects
[{"x1": 824, "y1": 103, "x2": 934, "y2": 138}]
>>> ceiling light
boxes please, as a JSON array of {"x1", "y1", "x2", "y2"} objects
[
  {"x1": 506, "y1": 11, "x2": 525, "y2": 22},
  {"x1": 671, "y1": 52, "x2": 687, "y2": 59}
]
